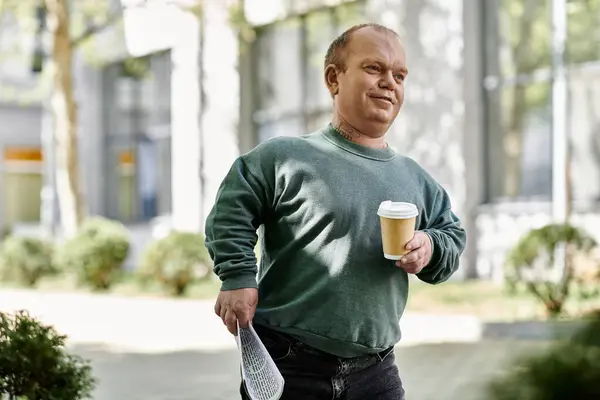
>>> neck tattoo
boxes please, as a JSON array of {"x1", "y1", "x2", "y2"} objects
[
  {"x1": 335, "y1": 122, "x2": 361, "y2": 141},
  {"x1": 333, "y1": 121, "x2": 388, "y2": 150}
]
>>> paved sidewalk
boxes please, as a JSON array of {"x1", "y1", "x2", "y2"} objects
[
  {"x1": 0, "y1": 288, "x2": 484, "y2": 352},
  {"x1": 73, "y1": 340, "x2": 545, "y2": 400},
  {"x1": 0, "y1": 288, "x2": 548, "y2": 399}
]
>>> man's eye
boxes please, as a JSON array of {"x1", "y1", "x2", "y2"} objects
[
  {"x1": 395, "y1": 74, "x2": 405, "y2": 81},
  {"x1": 367, "y1": 65, "x2": 380, "y2": 72}
]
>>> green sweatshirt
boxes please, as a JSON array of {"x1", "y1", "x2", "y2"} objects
[{"x1": 205, "y1": 124, "x2": 466, "y2": 358}]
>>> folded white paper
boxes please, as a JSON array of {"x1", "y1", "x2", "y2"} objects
[{"x1": 236, "y1": 321, "x2": 285, "y2": 400}]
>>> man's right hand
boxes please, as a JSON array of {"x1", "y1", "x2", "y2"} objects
[{"x1": 214, "y1": 288, "x2": 258, "y2": 335}]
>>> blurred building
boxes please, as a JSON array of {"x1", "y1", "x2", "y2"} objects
[
  {"x1": 1, "y1": 0, "x2": 599, "y2": 278},
  {"x1": 0, "y1": 5, "x2": 44, "y2": 234}
]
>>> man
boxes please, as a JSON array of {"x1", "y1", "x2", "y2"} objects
[{"x1": 205, "y1": 23, "x2": 466, "y2": 399}]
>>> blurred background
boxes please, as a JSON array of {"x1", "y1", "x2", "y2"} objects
[{"x1": 0, "y1": 0, "x2": 599, "y2": 399}]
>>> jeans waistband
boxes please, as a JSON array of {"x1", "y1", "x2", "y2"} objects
[
  {"x1": 337, "y1": 346, "x2": 395, "y2": 375},
  {"x1": 254, "y1": 323, "x2": 394, "y2": 374}
]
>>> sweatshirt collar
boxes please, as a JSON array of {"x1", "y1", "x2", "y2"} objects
[{"x1": 321, "y1": 123, "x2": 396, "y2": 161}]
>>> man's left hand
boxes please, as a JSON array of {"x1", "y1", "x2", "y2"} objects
[{"x1": 395, "y1": 231, "x2": 432, "y2": 274}]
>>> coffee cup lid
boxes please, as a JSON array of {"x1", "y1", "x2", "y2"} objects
[{"x1": 377, "y1": 201, "x2": 418, "y2": 219}]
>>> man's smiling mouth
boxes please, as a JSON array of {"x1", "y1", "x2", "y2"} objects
[{"x1": 370, "y1": 95, "x2": 393, "y2": 104}]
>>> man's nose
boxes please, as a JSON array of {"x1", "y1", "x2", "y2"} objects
[{"x1": 379, "y1": 70, "x2": 396, "y2": 90}]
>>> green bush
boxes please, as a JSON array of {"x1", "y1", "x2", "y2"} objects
[
  {"x1": 487, "y1": 344, "x2": 600, "y2": 400},
  {"x1": 505, "y1": 223, "x2": 598, "y2": 318},
  {"x1": 486, "y1": 313, "x2": 600, "y2": 400},
  {"x1": 138, "y1": 231, "x2": 211, "y2": 296},
  {"x1": 0, "y1": 310, "x2": 95, "y2": 399},
  {"x1": 0, "y1": 236, "x2": 55, "y2": 287},
  {"x1": 55, "y1": 217, "x2": 130, "y2": 290},
  {"x1": 571, "y1": 309, "x2": 600, "y2": 347}
]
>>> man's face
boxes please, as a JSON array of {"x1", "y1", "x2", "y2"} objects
[{"x1": 328, "y1": 28, "x2": 407, "y2": 137}]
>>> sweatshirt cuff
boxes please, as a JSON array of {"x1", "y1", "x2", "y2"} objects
[
  {"x1": 422, "y1": 230, "x2": 438, "y2": 267},
  {"x1": 424, "y1": 231, "x2": 434, "y2": 255},
  {"x1": 220, "y1": 272, "x2": 258, "y2": 291}
]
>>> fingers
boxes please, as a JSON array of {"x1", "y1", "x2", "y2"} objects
[
  {"x1": 234, "y1": 300, "x2": 254, "y2": 329},
  {"x1": 216, "y1": 299, "x2": 254, "y2": 336},
  {"x1": 400, "y1": 261, "x2": 424, "y2": 274},
  {"x1": 399, "y1": 247, "x2": 425, "y2": 265},
  {"x1": 224, "y1": 307, "x2": 238, "y2": 336},
  {"x1": 219, "y1": 301, "x2": 228, "y2": 326},
  {"x1": 405, "y1": 235, "x2": 425, "y2": 251},
  {"x1": 396, "y1": 248, "x2": 426, "y2": 274},
  {"x1": 215, "y1": 288, "x2": 259, "y2": 336}
]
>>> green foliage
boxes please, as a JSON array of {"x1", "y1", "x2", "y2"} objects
[
  {"x1": 486, "y1": 313, "x2": 600, "y2": 400},
  {"x1": 487, "y1": 343, "x2": 600, "y2": 400},
  {"x1": 507, "y1": 224, "x2": 596, "y2": 268},
  {"x1": 570, "y1": 272, "x2": 600, "y2": 303},
  {"x1": 0, "y1": 310, "x2": 95, "y2": 399},
  {"x1": 138, "y1": 231, "x2": 211, "y2": 296},
  {"x1": 495, "y1": 0, "x2": 600, "y2": 197},
  {"x1": 571, "y1": 309, "x2": 600, "y2": 347},
  {"x1": 505, "y1": 223, "x2": 598, "y2": 317},
  {"x1": 1, "y1": 0, "x2": 117, "y2": 45},
  {"x1": 120, "y1": 55, "x2": 151, "y2": 80},
  {"x1": 566, "y1": 0, "x2": 600, "y2": 63},
  {"x1": 69, "y1": 0, "x2": 115, "y2": 40},
  {"x1": 178, "y1": 0, "x2": 202, "y2": 19},
  {"x1": 501, "y1": 0, "x2": 551, "y2": 75},
  {"x1": 228, "y1": 1, "x2": 255, "y2": 46},
  {"x1": 500, "y1": 0, "x2": 600, "y2": 74},
  {"x1": 0, "y1": 236, "x2": 55, "y2": 287},
  {"x1": 54, "y1": 217, "x2": 130, "y2": 290}
]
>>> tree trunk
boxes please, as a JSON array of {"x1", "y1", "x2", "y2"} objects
[
  {"x1": 545, "y1": 298, "x2": 564, "y2": 319},
  {"x1": 505, "y1": 85, "x2": 526, "y2": 196},
  {"x1": 45, "y1": 0, "x2": 84, "y2": 238},
  {"x1": 565, "y1": 141, "x2": 573, "y2": 220},
  {"x1": 504, "y1": 0, "x2": 538, "y2": 197}
]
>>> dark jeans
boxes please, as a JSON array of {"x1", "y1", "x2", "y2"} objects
[{"x1": 240, "y1": 324, "x2": 405, "y2": 400}]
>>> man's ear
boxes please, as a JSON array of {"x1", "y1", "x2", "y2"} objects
[{"x1": 325, "y1": 64, "x2": 341, "y2": 98}]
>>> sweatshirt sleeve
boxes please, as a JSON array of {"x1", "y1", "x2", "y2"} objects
[
  {"x1": 204, "y1": 154, "x2": 273, "y2": 291},
  {"x1": 417, "y1": 182, "x2": 467, "y2": 285}
]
